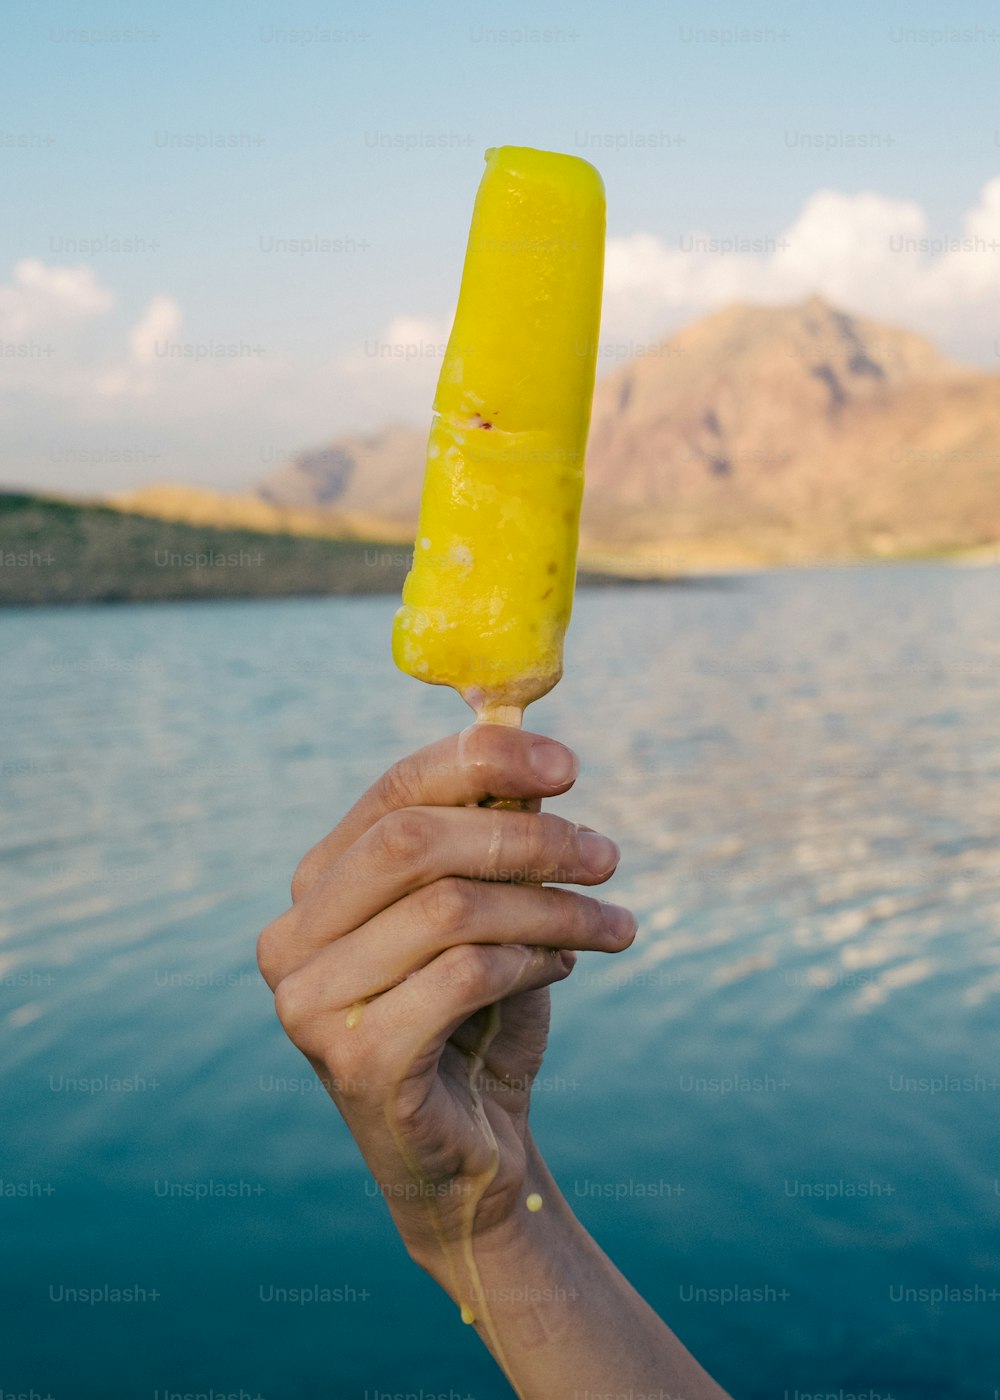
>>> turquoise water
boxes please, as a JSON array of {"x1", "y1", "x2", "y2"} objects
[{"x1": 2, "y1": 567, "x2": 999, "y2": 1399}]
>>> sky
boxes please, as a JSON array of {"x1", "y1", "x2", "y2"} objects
[{"x1": 3, "y1": 0, "x2": 1000, "y2": 496}]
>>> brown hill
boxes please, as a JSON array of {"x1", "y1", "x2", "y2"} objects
[
  {"x1": 243, "y1": 297, "x2": 1000, "y2": 566},
  {"x1": 584, "y1": 296, "x2": 1000, "y2": 563}
]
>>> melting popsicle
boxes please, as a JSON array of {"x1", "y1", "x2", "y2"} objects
[{"x1": 392, "y1": 144, "x2": 606, "y2": 725}]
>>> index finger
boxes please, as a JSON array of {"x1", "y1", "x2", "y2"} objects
[{"x1": 290, "y1": 723, "x2": 579, "y2": 900}]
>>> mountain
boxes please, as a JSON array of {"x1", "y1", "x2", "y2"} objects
[
  {"x1": 583, "y1": 296, "x2": 1000, "y2": 562},
  {"x1": 256, "y1": 298, "x2": 1000, "y2": 567}
]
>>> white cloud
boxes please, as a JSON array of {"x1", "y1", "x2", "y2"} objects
[
  {"x1": 129, "y1": 295, "x2": 182, "y2": 366},
  {"x1": 0, "y1": 263, "x2": 308, "y2": 484},
  {"x1": 600, "y1": 178, "x2": 1000, "y2": 357},
  {"x1": 0, "y1": 258, "x2": 113, "y2": 338},
  {"x1": 92, "y1": 296, "x2": 185, "y2": 400}
]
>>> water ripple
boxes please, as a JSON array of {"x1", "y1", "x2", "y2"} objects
[{"x1": 2, "y1": 573, "x2": 999, "y2": 1396}]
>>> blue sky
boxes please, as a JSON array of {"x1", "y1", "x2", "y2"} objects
[{"x1": 4, "y1": 0, "x2": 1000, "y2": 494}]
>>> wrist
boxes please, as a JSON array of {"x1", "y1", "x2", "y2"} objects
[
  {"x1": 403, "y1": 1142, "x2": 735, "y2": 1399},
  {"x1": 405, "y1": 1135, "x2": 569, "y2": 1294}
]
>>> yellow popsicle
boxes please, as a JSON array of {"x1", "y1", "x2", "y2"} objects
[{"x1": 392, "y1": 145, "x2": 606, "y2": 722}]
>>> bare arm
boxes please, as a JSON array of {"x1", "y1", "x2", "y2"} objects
[
  {"x1": 414, "y1": 1135, "x2": 733, "y2": 1398},
  {"x1": 256, "y1": 723, "x2": 732, "y2": 1400}
]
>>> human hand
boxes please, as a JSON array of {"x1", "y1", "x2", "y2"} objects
[{"x1": 256, "y1": 724, "x2": 636, "y2": 1275}]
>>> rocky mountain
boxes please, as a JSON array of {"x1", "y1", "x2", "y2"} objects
[
  {"x1": 254, "y1": 297, "x2": 1000, "y2": 568},
  {"x1": 583, "y1": 296, "x2": 1000, "y2": 563}
]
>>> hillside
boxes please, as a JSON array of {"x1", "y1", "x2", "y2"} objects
[
  {"x1": 0, "y1": 492, "x2": 654, "y2": 606},
  {"x1": 254, "y1": 298, "x2": 1000, "y2": 566},
  {"x1": 112, "y1": 482, "x2": 412, "y2": 544},
  {"x1": 0, "y1": 493, "x2": 411, "y2": 605}
]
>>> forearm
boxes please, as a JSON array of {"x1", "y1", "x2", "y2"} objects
[{"x1": 410, "y1": 1135, "x2": 733, "y2": 1400}]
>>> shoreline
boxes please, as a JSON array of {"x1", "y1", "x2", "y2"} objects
[{"x1": 2, "y1": 489, "x2": 997, "y2": 608}]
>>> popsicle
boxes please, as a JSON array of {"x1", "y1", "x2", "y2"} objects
[{"x1": 392, "y1": 144, "x2": 606, "y2": 726}]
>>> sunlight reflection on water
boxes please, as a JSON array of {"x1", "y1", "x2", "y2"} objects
[{"x1": 1, "y1": 566, "x2": 999, "y2": 1398}]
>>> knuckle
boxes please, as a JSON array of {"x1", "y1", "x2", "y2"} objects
[
  {"x1": 527, "y1": 811, "x2": 576, "y2": 880},
  {"x1": 580, "y1": 893, "x2": 609, "y2": 942},
  {"x1": 256, "y1": 912, "x2": 290, "y2": 986},
  {"x1": 290, "y1": 857, "x2": 314, "y2": 903},
  {"x1": 543, "y1": 886, "x2": 584, "y2": 941},
  {"x1": 374, "y1": 757, "x2": 420, "y2": 814},
  {"x1": 432, "y1": 941, "x2": 496, "y2": 995},
  {"x1": 422, "y1": 876, "x2": 478, "y2": 937},
  {"x1": 256, "y1": 926, "x2": 275, "y2": 981},
  {"x1": 272, "y1": 970, "x2": 314, "y2": 1038},
  {"x1": 370, "y1": 808, "x2": 434, "y2": 875}
]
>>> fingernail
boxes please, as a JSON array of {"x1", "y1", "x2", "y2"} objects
[
  {"x1": 601, "y1": 902, "x2": 637, "y2": 941},
  {"x1": 578, "y1": 830, "x2": 620, "y2": 876},
  {"x1": 529, "y1": 740, "x2": 578, "y2": 787}
]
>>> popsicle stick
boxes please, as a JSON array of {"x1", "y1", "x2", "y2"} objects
[
  {"x1": 476, "y1": 703, "x2": 534, "y2": 813},
  {"x1": 476, "y1": 702, "x2": 524, "y2": 728}
]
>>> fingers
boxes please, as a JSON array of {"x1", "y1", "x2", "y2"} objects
[
  {"x1": 266, "y1": 880, "x2": 636, "y2": 1012},
  {"x1": 274, "y1": 937, "x2": 577, "y2": 1076},
  {"x1": 258, "y1": 806, "x2": 622, "y2": 989},
  {"x1": 290, "y1": 724, "x2": 579, "y2": 900}
]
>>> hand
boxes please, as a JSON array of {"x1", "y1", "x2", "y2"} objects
[{"x1": 256, "y1": 723, "x2": 636, "y2": 1273}]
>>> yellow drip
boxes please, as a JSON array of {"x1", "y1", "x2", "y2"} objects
[
  {"x1": 383, "y1": 1000, "x2": 520, "y2": 1396},
  {"x1": 383, "y1": 1094, "x2": 467, "y2": 1320},
  {"x1": 457, "y1": 1000, "x2": 508, "y2": 1359},
  {"x1": 345, "y1": 1001, "x2": 365, "y2": 1030}
]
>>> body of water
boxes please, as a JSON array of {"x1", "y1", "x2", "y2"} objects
[{"x1": 2, "y1": 565, "x2": 999, "y2": 1398}]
